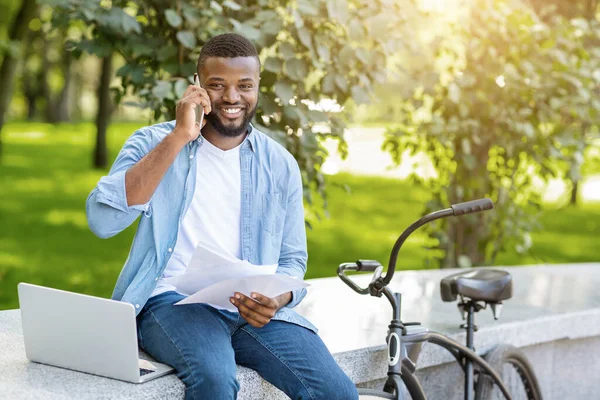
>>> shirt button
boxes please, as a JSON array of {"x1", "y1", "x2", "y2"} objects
[
  {"x1": 168, "y1": 248, "x2": 173, "y2": 253},
  {"x1": 135, "y1": 304, "x2": 140, "y2": 309},
  {"x1": 155, "y1": 277, "x2": 159, "y2": 281},
  {"x1": 189, "y1": 154, "x2": 194, "y2": 159}
]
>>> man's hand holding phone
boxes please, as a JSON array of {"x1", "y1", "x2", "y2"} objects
[{"x1": 173, "y1": 73, "x2": 210, "y2": 143}]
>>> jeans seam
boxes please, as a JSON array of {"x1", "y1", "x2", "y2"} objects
[
  {"x1": 148, "y1": 309, "x2": 198, "y2": 398},
  {"x1": 137, "y1": 319, "x2": 145, "y2": 349},
  {"x1": 240, "y1": 325, "x2": 316, "y2": 400}
]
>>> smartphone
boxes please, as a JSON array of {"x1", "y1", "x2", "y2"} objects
[{"x1": 193, "y1": 73, "x2": 204, "y2": 130}]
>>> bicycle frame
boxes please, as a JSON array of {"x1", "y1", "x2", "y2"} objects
[{"x1": 379, "y1": 284, "x2": 512, "y2": 400}]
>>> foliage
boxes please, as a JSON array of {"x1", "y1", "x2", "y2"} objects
[
  {"x1": 383, "y1": 0, "x2": 600, "y2": 267},
  {"x1": 2, "y1": 122, "x2": 600, "y2": 309},
  {"x1": 43, "y1": 0, "x2": 412, "y2": 212}
]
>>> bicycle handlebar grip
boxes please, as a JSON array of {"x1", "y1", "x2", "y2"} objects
[
  {"x1": 356, "y1": 260, "x2": 383, "y2": 272},
  {"x1": 451, "y1": 198, "x2": 494, "y2": 216}
]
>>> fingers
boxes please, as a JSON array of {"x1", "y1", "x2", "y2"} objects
[
  {"x1": 180, "y1": 92, "x2": 211, "y2": 115},
  {"x1": 179, "y1": 86, "x2": 211, "y2": 114},
  {"x1": 230, "y1": 293, "x2": 276, "y2": 328},
  {"x1": 248, "y1": 292, "x2": 279, "y2": 309}
]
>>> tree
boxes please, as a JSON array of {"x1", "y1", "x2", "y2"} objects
[
  {"x1": 383, "y1": 0, "x2": 600, "y2": 268},
  {"x1": 45, "y1": 0, "x2": 411, "y2": 213},
  {"x1": 527, "y1": 0, "x2": 599, "y2": 205},
  {"x1": 0, "y1": 0, "x2": 38, "y2": 159}
]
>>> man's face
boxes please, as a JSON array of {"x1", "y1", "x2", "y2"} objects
[{"x1": 200, "y1": 56, "x2": 260, "y2": 138}]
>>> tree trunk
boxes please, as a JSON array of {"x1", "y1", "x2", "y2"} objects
[
  {"x1": 41, "y1": 36, "x2": 56, "y2": 124},
  {"x1": 23, "y1": 28, "x2": 40, "y2": 121},
  {"x1": 94, "y1": 54, "x2": 113, "y2": 169},
  {"x1": 55, "y1": 48, "x2": 74, "y2": 122},
  {"x1": 0, "y1": 0, "x2": 38, "y2": 158},
  {"x1": 570, "y1": 180, "x2": 579, "y2": 205}
]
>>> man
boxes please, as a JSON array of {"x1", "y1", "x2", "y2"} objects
[{"x1": 86, "y1": 33, "x2": 358, "y2": 399}]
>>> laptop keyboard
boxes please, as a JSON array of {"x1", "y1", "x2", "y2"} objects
[{"x1": 140, "y1": 368, "x2": 154, "y2": 376}]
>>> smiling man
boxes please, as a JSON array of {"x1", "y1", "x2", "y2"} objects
[{"x1": 86, "y1": 33, "x2": 358, "y2": 399}]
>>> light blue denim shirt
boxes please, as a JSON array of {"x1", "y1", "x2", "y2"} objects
[{"x1": 86, "y1": 121, "x2": 316, "y2": 332}]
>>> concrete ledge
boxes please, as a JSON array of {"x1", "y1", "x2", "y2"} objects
[{"x1": 1, "y1": 263, "x2": 599, "y2": 399}]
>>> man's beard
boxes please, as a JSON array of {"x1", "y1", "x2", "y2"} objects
[{"x1": 205, "y1": 102, "x2": 258, "y2": 138}]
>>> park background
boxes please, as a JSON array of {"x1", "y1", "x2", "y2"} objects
[{"x1": 0, "y1": 0, "x2": 599, "y2": 310}]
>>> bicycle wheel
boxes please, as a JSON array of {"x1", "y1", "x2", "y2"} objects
[
  {"x1": 358, "y1": 364, "x2": 426, "y2": 400},
  {"x1": 475, "y1": 344, "x2": 543, "y2": 400}
]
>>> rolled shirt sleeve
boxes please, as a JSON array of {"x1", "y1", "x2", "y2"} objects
[{"x1": 86, "y1": 128, "x2": 154, "y2": 239}]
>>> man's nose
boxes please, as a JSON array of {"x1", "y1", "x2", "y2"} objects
[{"x1": 222, "y1": 86, "x2": 240, "y2": 103}]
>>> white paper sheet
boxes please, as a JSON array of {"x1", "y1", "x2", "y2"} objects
[
  {"x1": 166, "y1": 242, "x2": 309, "y2": 311},
  {"x1": 163, "y1": 242, "x2": 278, "y2": 295},
  {"x1": 175, "y1": 274, "x2": 309, "y2": 311}
]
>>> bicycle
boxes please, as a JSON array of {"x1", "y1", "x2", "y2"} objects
[{"x1": 338, "y1": 198, "x2": 543, "y2": 400}]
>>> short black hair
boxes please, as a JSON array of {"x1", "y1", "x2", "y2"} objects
[{"x1": 197, "y1": 33, "x2": 260, "y2": 71}]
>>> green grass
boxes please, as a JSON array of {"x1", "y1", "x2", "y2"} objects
[{"x1": 1, "y1": 122, "x2": 599, "y2": 310}]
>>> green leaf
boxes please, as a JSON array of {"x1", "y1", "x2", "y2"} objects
[
  {"x1": 321, "y1": 74, "x2": 335, "y2": 94},
  {"x1": 260, "y1": 93, "x2": 279, "y2": 115},
  {"x1": 210, "y1": 1, "x2": 223, "y2": 13},
  {"x1": 262, "y1": 19, "x2": 283, "y2": 36},
  {"x1": 457, "y1": 255, "x2": 472, "y2": 268},
  {"x1": 176, "y1": 31, "x2": 197, "y2": 49},
  {"x1": 182, "y1": 5, "x2": 201, "y2": 24},
  {"x1": 236, "y1": 23, "x2": 261, "y2": 41},
  {"x1": 297, "y1": 27, "x2": 313, "y2": 50},
  {"x1": 351, "y1": 85, "x2": 370, "y2": 104},
  {"x1": 274, "y1": 81, "x2": 295, "y2": 104},
  {"x1": 130, "y1": 65, "x2": 146, "y2": 84},
  {"x1": 338, "y1": 45, "x2": 353, "y2": 66},
  {"x1": 285, "y1": 58, "x2": 308, "y2": 81},
  {"x1": 356, "y1": 48, "x2": 370, "y2": 65},
  {"x1": 152, "y1": 80, "x2": 173, "y2": 101},
  {"x1": 316, "y1": 44, "x2": 330, "y2": 63},
  {"x1": 264, "y1": 57, "x2": 283, "y2": 74},
  {"x1": 157, "y1": 46, "x2": 178, "y2": 61},
  {"x1": 297, "y1": 0, "x2": 319, "y2": 16},
  {"x1": 223, "y1": 0, "x2": 242, "y2": 10},
  {"x1": 348, "y1": 19, "x2": 364, "y2": 42},
  {"x1": 278, "y1": 42, "x2": 295, "y2": 60},
  {"x1": 461, "y1": 138, "x2": 471, "y2": 155},
  {"x1": 367, "y1": 13, "x2": 392, "y2": 38},
  {"x1": 448, "y1": 83, "x2": 460, "y2": 104},
  {"x1": 165, "y1": 9, "x2": 182, "y2": 28},
  {"x1": 335, "y1": 76, "x2": 348, "y2": 92},
  {"x1": 327, "y1": 0, "x2": 348, "y2": 24},
  {"x1": 523, "y1": 123, "x2": 535, "y2": 138},
  {"x1": 120, "y1": 11, "x2": 142, "y2": 34},
  {"x1": 174, "y1": 79, "x2": 189, "y2": 98}
]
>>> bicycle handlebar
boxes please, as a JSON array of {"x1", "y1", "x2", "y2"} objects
[
  {"x1": 451, "y1": 198, "x2": 494, "y2": 216},
  {"x1": 338, "y1": 198, "x2": 494, "y2": 294},
  {"x1": 338, "y1": 261, "x2": 384, "y2": 295}
]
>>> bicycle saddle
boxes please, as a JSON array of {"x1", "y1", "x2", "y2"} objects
[{"x1": 440, "y1": 269, "x2": 512, "y2": 303}]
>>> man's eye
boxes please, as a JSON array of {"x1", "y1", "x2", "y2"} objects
[
  {"x1": 210, "y1": 84, "x2": 224, "y2": 88},
  {"x1": 240, "y1": 85, "x2": 253, "y2": 89}
]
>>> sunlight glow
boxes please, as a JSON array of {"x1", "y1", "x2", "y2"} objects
[{"x1": 495, "y1": 75, "x2": 506, "y2": 88}]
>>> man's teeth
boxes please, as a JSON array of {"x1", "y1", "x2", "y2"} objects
[{"x1": 224, "y1": 108, "x2": 241, "y2": 114}]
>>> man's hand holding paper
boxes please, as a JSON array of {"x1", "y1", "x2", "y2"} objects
[{"x1": 169, "y1": 243, "x2": 309, "y2": 315}]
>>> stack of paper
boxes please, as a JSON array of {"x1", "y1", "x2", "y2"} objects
[{"x1": 164, "y1": 243, "x2": 309, "y2": 311}]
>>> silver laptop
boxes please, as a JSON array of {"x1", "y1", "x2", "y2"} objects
[{"x1": 18, "y1": 282, "x2": 174, "y2": 383}]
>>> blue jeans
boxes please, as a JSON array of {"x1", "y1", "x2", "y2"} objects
[{"x1": 137, "y1": 292, "x2": 358, "y2": 400}]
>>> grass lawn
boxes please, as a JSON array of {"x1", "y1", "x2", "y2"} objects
[{"x1": 1, "y1": 121, "x2": 599, "y2": 310}]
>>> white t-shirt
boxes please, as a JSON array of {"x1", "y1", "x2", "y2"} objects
[{"x1": 150, "y1": 137, "x2": 243, "y2": 297}]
